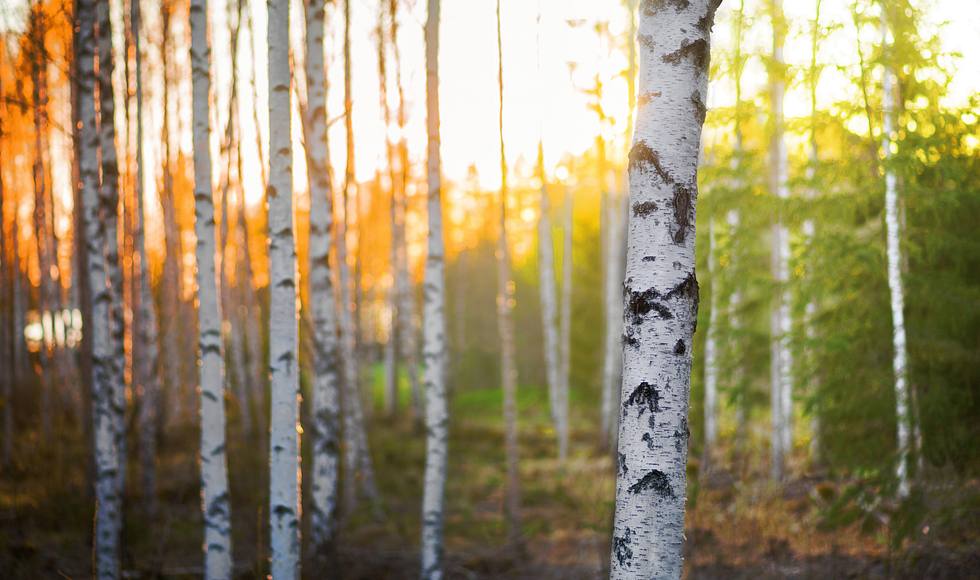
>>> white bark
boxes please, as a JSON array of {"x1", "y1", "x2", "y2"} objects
[
  {"x1": 420, "y1": 1, "x2": 448, "y2": 576},
  {"x1": 704, "y1": 219, "x2": 719, "y2": 455},
  {"x1": 339, "y1": 0, "x2": 381, "y2": 516},
  {"x1": 537, "y1": 144, "x2": 566, "y2": 462},
  {"x1": 881, "y1": 12, "x2": 911, "y2": 499},
  {"x1": 131, "y1": 0, "x2": 160, "y2": 514},
  {"x1": 496, "y1": 0, "x2": 521, "y2": 548},
  {"x1": 80, "y1": 0, "x2": 121, "y2": 573},
  {"x1": 190, "y1": 0, "x2": 233, "y2": 575},
  {"x1": 97, "y1": 0, "x2": 127, "y2": 497},
  {"x1": 558, "y1": 186, "x2": 573, "y2": 448},
  {"x1": 303, "y1": 0, "x2": 341, "y2": 566},
  {"x1": 389, "y1": 0, "x2": 422, "y2": 421},
  {"x1": 769, "y1": 0, "x2": 793, "y2": 481},
  {"x1": 610, "y1": 1, "x2": 717, "y2": 577},
  {"x1": 599, "y1": 135, "x2": 621, "y2": 451},
  {"x1": 267, "y1": 0, "x2": 301, "y2": 575}
]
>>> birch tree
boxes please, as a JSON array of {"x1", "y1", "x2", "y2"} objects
[
  {"x1": 768, "y1": 0, "x2": 793, "y2": 481},
  {"x1": 537, "y1": 142, "x2": 566, "y2": 461},
  {"x1": 96, "y1": 0, "x2": 127, "y2": 494},
  {"x1": 339, "y1": 0, "x2": 380, "y2": 516},
  {"x1": 130, "y1": 0, "x2": 160, "y2": 513},
  {"x1": 611, "y1": 1, "x2": 718, "y2": 577},
  {"x1": 703, "y1": 219, "x2": 719, "y2": 460},
  {"x1": 79, "y1": 0, "x2": 122, "y2": 573},
  {"x1": 388, "y1": 0, "x2": 422, "y2": 421},
  {"x1": 420, "y1": 0, "x2": 449, "y2": 575},
  {"x1": 267, "y1": 0, "x2": 301, "y2": 574},
  {"x1": 881, "y1": 9, "x2": 912, "y2": 499},
  {"x1": 30, "y1": 7, "x2": 56, "y2": 440},
  {"x1": 495, "y1": 0, "x2": 521, "y2": 549},
  {"x1": 190, "y1": 0, "x2": 233, "y2": 575},
  {"x1": 534, "y1": 6, "x2": 567, "y2": 462},
  {"x1": 303, "y1": 0, "x2": 341, "y2": 567},
  {"x1": 0, "y1": 80, "x2": 11, "y2": 465}
]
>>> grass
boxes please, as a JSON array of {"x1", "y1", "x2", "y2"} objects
[{"x1": 0, "y1": 365, "x2": 976, "y2": 578}]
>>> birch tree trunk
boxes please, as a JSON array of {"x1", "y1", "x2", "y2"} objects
[
  {"x1": 495, "y1": 0, "x2": 521, "y2": 549},
  {"x1": 131, "y1": 0, "x2": 160, "y2": 514},
  {"x1": 79, "y1": 0, "x2": 122, "y2": 573},
  {"x1": 389, "y1": 0, "x2": 422, "y2": 422},
  {"x1": 96, "y1": 0, "x2": 128, "y2": 496},
  {"x1": 598, "y1": 127, "x2": 620, "y2": 451},
  {"x1": 420, "y1": 1, "x2": 449, "y2": 576},
  {"x1": 805, "y1": 0, "x2": 822, "y2": 464},
  {"x1": 339, "y1": 0, "x2": 381, "y2": 516},
  {"x1": 0, "y1": 93, "x2": 11, "y2": 465},
  {"x1": 610, "y1": 1, "x2": 717, "y2": 576},
  {"x1": 558, "y1": 185, "x2": 573, "y2": 450},
  {"x1": 159, "y1": 6, "x2": 185, "y2": 429},
  {"x1": 768, "y1": 0, "x2": 793, "y2": 481},
  {"x1": 881, "y1": 11, "x2": 911, "y2": 499},
  {"x1": 303, "y1": 0, "x2": 342, "y2": 567},
  {"x1": 703, "y1": 219, "x2": 719, "y2": 461},
  {"x1": 267, "y1": 0, "x2": 301, "y2": 575},
  {"x1": 376, "y1": 5, "x2": 399, "y2": 418},
  {"x1": 31, "y1": 8, "x2": 56, "y2": 441},
  {"x1": 537, "y1": 144, "x2": 566, "y2": 462},
  {"x1": 190, "y1": 0, "x2": 234, "y2": 575}
]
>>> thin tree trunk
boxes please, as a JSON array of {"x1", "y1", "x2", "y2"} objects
[
  {"x1": 703, "y1": 219, "x2": 719, "y2": 463},
  {"x1": 389, "y1": 0, "x2": 422, "y2": 422},
  {"x1": 31, "y1": 7, "x2": 56, "y2": 442},
  {"x1": 376, "y1": 4, "x2": 399, "y2": 418},
  {"x1": 769, "y1": 0, "x2": 793, "y2": 482},
  {"x1": 96, "y1": 0, "x2": 128, "y2": 501},
  {"x1": 339, "y1": 0, "x2": 381, "y2": 517},
  {"x1": 158, "y1": 4, "x2": 185, "y2": 430},
  {"x1": 266, "y1": 0, "x2": 300, "y2": 575},
  {"x1": 598, "y1": 122, "x2": 621, "y2": 450},
  {"x1": 537, "y1": 142, "x2": 565, "y2": 462},
  {"x1": 881, "y1": 10, "x2": 911, "y2": 499},
  {"x1": 558, "y1": 184, "x2": 573, "y2": 453},
  {"x1": 495, "y1": 0, "x2": 521, "y2": 550},
  {"x1": 303, "y1": 0, "x2": 341, "y2": 568},
  {"x1": 190, "y1": 0, "x2": 234, "y2": 575},
  {"x1": 79, "y1": 0, "x2": 122, "y2": 573},
  {"x1": 610, "y1": 1, "x2": 717, "y2": 577},
  {"x1": 0, "y1": 52, "x2": 13, "y2": 466},
  {"x1": 805, "y1": 0, "x2": 822, "y2": 465},
  {"x1": 420, "y1": 0, "x2": 449, "y2": 576},
  {"x1": 130, "y1": 0, "x2": 160, "y2": 515}
]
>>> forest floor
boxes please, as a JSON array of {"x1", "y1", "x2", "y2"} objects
[{"x1": 1, "y1": 370, "x2": 977, "y2": 579}]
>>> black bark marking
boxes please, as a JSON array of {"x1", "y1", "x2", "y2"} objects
[
  {"x1": 618, "y1": 453, "x2": 628, "y2": 476},
  {"x1": 642, "y1": 432, "x2": 657, "y2": 450},
  {"x1": 642, "y1": 256, "x2": 656, "y2": 262},
  {"x1": 674, "y1": 339, "x2": 686, "y2": 355},
  {"x1": 628, "y1": 142, "x2": 674, "y2": 185},
  {"x1": 625, "y1": 273, "x2": 698, "y2": 324},
  {"x1": 613, "y1": 527, "x2": 634, "y2": 567},
  {"x1": 691, "y1": 90, "x2": 707, "y2": 125},
  {"x1": 697, "y1": 0, "x2": 723, "y2": 33},
  {"x1": 662, "y1": 38, "x2": 710, "y2": 71},
  {"x1": 628, "y1": 469, "x2": 675, "y2": 498},
  {"x1": 632, "y1": 200, "x2": 658, "y2": 217},
  {"x1": 671, "y1": 183, "x2": 695, "y2": 244},
  {"x1": 638, "y1": 33, "x2": 655, "y2": 52},
  {"x1": 623, "y1": 382, "x2": 662, "y2": 417},
  {"x1": 642, "y1": 0, "x2": 690, "y2": 15},
  {"x1": 623, "y1": 327, "x2": 640, "y2": 349}
]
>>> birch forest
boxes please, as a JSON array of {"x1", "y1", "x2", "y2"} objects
[{"x1": 1, "y1": 0, "x2": 979, "y2": 578}]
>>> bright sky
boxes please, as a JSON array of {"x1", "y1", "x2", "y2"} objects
[{"x1": 2, "y1": 0, "x2": 978, "y2": 209}]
